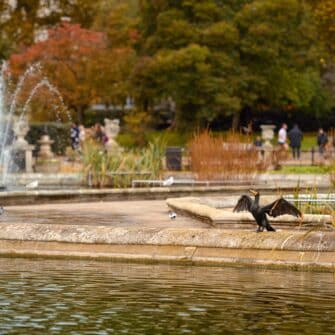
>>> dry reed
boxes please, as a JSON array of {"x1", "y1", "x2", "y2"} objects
[{"x1": 188, "y1": 130, "x2": 262, "y2": 181}]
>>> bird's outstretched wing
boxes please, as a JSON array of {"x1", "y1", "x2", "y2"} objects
[
  {"x1": 263, "y1": 198, "x2": 302, "y2": 218},
  {"x1": 233, "y1": 195, "x2": 253, "y2": 213}
]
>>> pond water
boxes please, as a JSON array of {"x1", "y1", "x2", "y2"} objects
[{"x1": 0, "y1": 258, "x2": 334, "y2": 335}]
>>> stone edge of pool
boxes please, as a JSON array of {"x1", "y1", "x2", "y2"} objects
[
  {"x1": 0, "y1": 223, "x2": 334, "y2": 272},
  {"x1": 0, "y1": 182, "x2": 331, "y2": 206},
  {"x1": 166, "y1": 197, "x2": 334, "y2": 226}
]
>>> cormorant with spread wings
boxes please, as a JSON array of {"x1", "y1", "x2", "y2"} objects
[{"x1": 233, "y1": 190, "x2": 302, "y2": 232}]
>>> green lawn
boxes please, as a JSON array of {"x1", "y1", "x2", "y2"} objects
[
  {"x1": 272, "y1": 165, "x2": 332, "y2": 174},
  {"x1": 300, "y1": 133, "x2": 319, "y2": 150}
]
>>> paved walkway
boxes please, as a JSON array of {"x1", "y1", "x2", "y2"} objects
[{"x1": 3, "y1": 200, "x2": 208, "y2": 229}]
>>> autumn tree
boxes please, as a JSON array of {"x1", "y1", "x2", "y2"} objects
[
  {"x1": 0, "y1": 0, "x2": 104, "y2": 60},
  {"x1": 9, "y1": 23, "x2": 108, "y2": 122}
]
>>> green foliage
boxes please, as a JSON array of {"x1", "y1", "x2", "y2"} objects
[
  {"x1": 26, "y1": 123, "x2": 71, "y2": 155},
  {"x1": 117, "y1": 129, "x2": 190, "y2": 149},
  {"x1": 123, "y1": 109, "x2": 152, "y2": 146},
  {"x1": 2, "y1": 0, "x2": 334, "y2": 132},
  {"x1": 237, "y1": 0, "x2": 326, "y2": 110},
  {"x1": 135, "y1": 0, "x2": 329, "y2": 130}
]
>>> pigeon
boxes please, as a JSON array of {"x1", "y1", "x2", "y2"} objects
[
  {"x1": 168, "y1": 211, "x2": 177, "y2": 219},
  {"x1": 0, "y1": 207, "x2": 4, "y2": 215},
  {"x1": 163, "y1": 176, "x2": 174, "y2": 186},
  {"x1": 26, "y1": 180, "x2": 39, "y2": 189}
]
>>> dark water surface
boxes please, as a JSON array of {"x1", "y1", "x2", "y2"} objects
[{"x1": 0, "y1": 258, "x2": 334, "y2": 335}]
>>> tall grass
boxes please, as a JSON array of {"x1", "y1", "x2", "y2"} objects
[
  {"x1": 188, "y1": 130, "x2": 262, "y2": 181},
  {"x1": 81, "y1": 137, "x2": 166, "y2": 188}
]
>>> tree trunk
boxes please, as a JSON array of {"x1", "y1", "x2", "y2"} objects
[
  {"x1": 232, "y1": 110, "x2": 240, "y2": 131},
  {"x1": 77, "y1": 106, "x2": 85, "y2": 124}
]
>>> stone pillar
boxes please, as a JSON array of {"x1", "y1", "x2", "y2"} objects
[
  {"x1": 12, "y1": 116, "x2": 35, "y2": 173},
  {"x1": 260, "y1": 124, "x2": 276, "y2": 149},
  {"x1": 260, "y1": 124, "x2": 276, "y2": 164}
]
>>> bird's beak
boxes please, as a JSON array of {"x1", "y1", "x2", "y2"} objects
[{"x1": 249, "y1": 189, "x2": 258, "y2": 196}]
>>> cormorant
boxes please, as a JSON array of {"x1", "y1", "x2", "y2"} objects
[{"x1": 233, "y1": 190, "x2": 302, "y2": 232}]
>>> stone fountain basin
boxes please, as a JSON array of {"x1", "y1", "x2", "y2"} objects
[
  {"x1": 0, "y1": 199, "x2": 334, "y2": 271},
  {"x1": 166, "y1": 196, "x2": 334, "y2": 229}
]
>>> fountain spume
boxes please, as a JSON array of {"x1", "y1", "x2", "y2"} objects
[{"x1": 0, "y1": 62, "x2": 68, "y2": 189}]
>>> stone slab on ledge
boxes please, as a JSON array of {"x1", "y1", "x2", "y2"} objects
[{"x1": 166, "y1": 197, "x2": 334, "y2": 228}]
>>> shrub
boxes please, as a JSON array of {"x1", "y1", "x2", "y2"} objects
[
  {"x1": 81, "y1": 137, "x2": 166, "y2": 188},
  {"x1": 188, "y1": 130, "x2": 261, "y2": 181},
  {"x1": 27, "y1": 122, "x2": 71, "y2": 155}
]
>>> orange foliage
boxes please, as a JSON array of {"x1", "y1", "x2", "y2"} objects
[
  {"x1": 188, "y1": 130, "x2": 261, "y2": 181},
  {"x1": 9, "y1": 23, "x2": 112, "y2": 121}
]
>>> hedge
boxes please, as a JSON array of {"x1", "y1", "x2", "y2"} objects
[{"x1": 26, "y1": 123, "x2": 71, "y2": 156}]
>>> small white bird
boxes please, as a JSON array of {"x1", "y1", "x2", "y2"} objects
[
  {"x1": 26, "y1": 180, "x2": 39, "y2": 189},
  {"x1": 163, "y1": 176, "x2": 174, "y2": 186},
  {"x1": 168, "y1": 211, "x2": 177, "y2": 219}
]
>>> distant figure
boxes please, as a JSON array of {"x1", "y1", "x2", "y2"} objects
[
  {"x1": 70, "y1": 123, "x2": 80, "y2": 150},
  {"x1": 242, "y1": 121, "x2": 253, "y2": 136},
  {"x1": 78, "y1": 124, "x2": 86, "y2": 146},
  {"x1": 93, "y1": 123, "x2": 105, "y2": 144},
  {"x1": 317, "y1": 128, "x2": 328, "y2": 157},
  {"x1": 253, "y1": 136, "x2": 264, "y2": 158},
  {"x1": 288, "y1": 124, "x2": 303, "y2": 159},
  {"x1": 277, "y1": 123, "x2": 288, "y2": 149}
]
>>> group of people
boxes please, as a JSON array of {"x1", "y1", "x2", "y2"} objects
[
  {"x1": 254, "y1": 122, "x2": 331, "y2": 160},
  {"x1": 70, "y1": 123, "x2": 109, "y2": 150},
  {"x1": 277, "y1": 123, "x2": 303, "y2": 159},
  {"x1": 277, "y1": 123, "x2": 330, "y2": 159}
]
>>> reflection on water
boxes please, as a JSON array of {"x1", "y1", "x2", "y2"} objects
[
  {"x1": 1, "y1": 210, "x2": 134, "y2": 226},
  {"x1": 0, "y1": 258, "x2": 334, "y2": 334}
]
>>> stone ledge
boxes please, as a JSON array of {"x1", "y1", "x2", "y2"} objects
[
  {"x1": 166, "y1": 197, "x2": 334, "y2": 227},
  {"x1": 0, "y1": 240, "x2": 333, "y2": 272},
  {"x1": 0, "y1": 223, "x2": 334, "y2": 252}
]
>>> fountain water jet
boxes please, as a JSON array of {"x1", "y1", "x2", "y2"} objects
[{"x1": 0, "y1": 62, "x2": 70, "y2": 189}]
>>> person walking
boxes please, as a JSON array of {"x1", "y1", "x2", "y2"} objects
[
  {"x1": 253, "y1": 136, "x2": 264, "y2": 159},
  {"x1": 93, "y1": 123, "x2": 104, "y2": 144},
  {"x1": 278, "y1": 123, "x2": 288, "y2": 149},
  {"x1": 288, "y1": 124, "x2": 303, "y2": 159},
  {"x1": 70, "y1": 123, "x2": 80, "y2": 150},
  {"x1": 317, "y1": 128, "x2": 328, "y2": 157}
]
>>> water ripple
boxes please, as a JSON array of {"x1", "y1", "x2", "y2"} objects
[{"x1": 0, "y1": 258, "x2": 333, "y2": 334}]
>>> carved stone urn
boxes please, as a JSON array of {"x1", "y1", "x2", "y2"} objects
[
  {"x1": 104, "y1": 118, "x2": 123, "y2": 153},
  {"x1": 34, "y1": 135, "x2": 60, "y2": 173},
  {"x1": 260, "y1": 124, "x2": 276, "y2": 149}
]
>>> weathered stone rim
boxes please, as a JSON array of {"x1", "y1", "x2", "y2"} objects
[
  {"x1": 0, "y1": 240, "x2": 333, "y2": 273},
  {"x1": 166, "y1": 197, "x2": 335, "y2": 227},
  {"x1": 0, "y1": 222, "x2": 334, "y2": 271}
]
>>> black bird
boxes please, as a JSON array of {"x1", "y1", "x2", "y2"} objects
[{"x1": 233, "y1": 190, "x2": 302, "y2": 232}]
